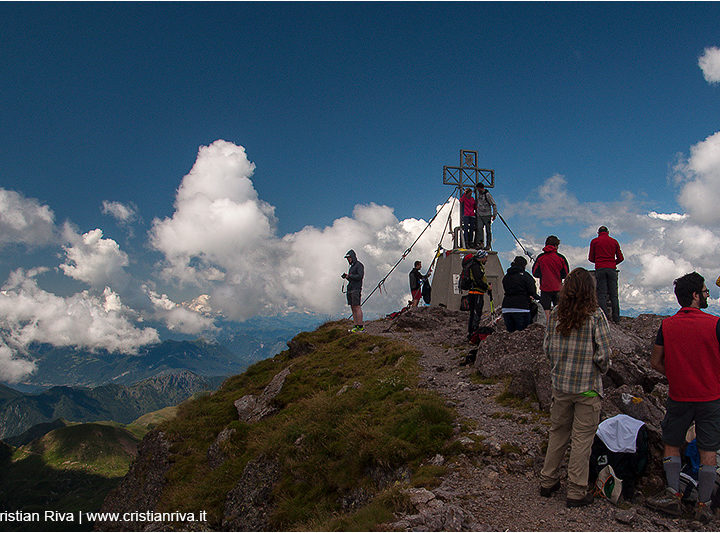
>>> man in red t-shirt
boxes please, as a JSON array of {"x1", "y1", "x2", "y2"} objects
[
  {"x1": 588, "y1": 226, "x2": 624, "y2": 323},
  {"x1": 647, "y1": 272, "x2": 720, "y2": 522}
]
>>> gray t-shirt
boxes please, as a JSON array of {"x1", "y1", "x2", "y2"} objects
[{"x1": 476, "y1": 190, "x2": 496, "y2": 216}]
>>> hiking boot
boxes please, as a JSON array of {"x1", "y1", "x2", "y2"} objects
[
  {"x1": 566, "y1": 492, "x2": 594, "y2": 508},
  {"x1": 349, "y1": 325, "x2": 365, "y2": 333},
  {"x1": 646, "y1": 487, "x2": 683, "y2": 517},
  {"x1": 539, "y1": 481, "x2": 561, "y2": 498},
  {"x1": 695, "y1": 501, "x2": 713, "y2": 523}
]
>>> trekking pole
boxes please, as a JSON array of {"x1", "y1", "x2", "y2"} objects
[{"x1": 487, "y1": 289, "x2": 503, "y2": 326}]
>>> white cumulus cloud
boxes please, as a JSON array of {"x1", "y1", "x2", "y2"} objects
[
  {"x1": 0, "y1": 341, "x2": 36, "y2": 383},
  {"x1": 149, "y1": 140, "x2": 276, "y2": 287},
  {"x1": 699, "y1": 46, "x2": 720, "y2": 83},
  {"x1": 676, "y1": 131, "x2": 720, "y2": 225},
  {"x1": 60, "y1": 228, "x2": 130, "y2": 288},
  {"x1": 150, "y1": 140, "x2": 456, "y2": 320},
  {"x1": 0, "y1": 188, "x2": 56, "y2": 247},
  {"x1": 145, "y1": 288, "x2": 217, "y2": 335},
  {"x1": 502, "y1": 174, "x2": 647, "y2": 238},
  {"x1": 648, "y1": 211, "x2": 687, "y2": 222},
  {"x1": 0, "y1": 269, "x2": 159, "y2": 381}
]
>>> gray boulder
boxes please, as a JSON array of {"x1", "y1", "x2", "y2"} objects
[{"x1": 234, "y1": 367, "x2": 291, "y2": 423}]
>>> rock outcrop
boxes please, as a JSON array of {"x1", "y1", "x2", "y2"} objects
[
  {"x1": 387, "y1": 487, "x2": 484, "y2": 531},
  {"x1": 96, "y1": 431, "x2": 172, "y2": 531},
  {"x1": 206, "y1": 427, "x2": 237, "y2": 469},
  {"x1": 473, "y1": 314, "x2": 669, "y2": 457},
  {"x1": 473, "y1": 322, "x2": 552, "y2": 408},
  {"x1": 222, "y1": 455, "x2": 281, "y2": 531},
  {"x1": 234, "y1": 367, "x2": 291, "y2": 423}
]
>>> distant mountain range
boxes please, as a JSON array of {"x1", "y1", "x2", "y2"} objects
[
  {"x1": 4, "y1": 313, "x2": 329, "y2": 392},
  {"x1": 0, "y1": 383, "x2": 23, "y2": 401},
  {"x1": 0, "y1": 370, "x2": 213, "y2": 439},
  {"x1": 0, "y1": 313, "x2": 329, "y2": 444},
  {"x1": 14, "y1": 339, "x2": 243, "y2": 389}
]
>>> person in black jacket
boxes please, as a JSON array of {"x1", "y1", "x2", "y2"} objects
[
  {"x1": 409, "y1": 261, "x2": 431, "y2": 307},
  {"x1": 501, "y1": 256, "x2": 539, "y2": 332},
  {"x1": 465, "y1": 250, "x2": 491, "y2": 337},
  {"x1": 342, "y1": 249, "x2": 364, "y2": 332}
]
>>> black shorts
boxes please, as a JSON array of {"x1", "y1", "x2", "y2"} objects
[
  {"x1": 540, "y1": 291, "x2": 560, "y2": 311},
  {"x1": 347, "y1": 290, "x2": 361, "y2": 306},
  {"x1": 661, "y1": 398, "x2": 720, "y2": 451}
]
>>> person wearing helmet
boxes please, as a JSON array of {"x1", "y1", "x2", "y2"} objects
[{"x1": 342, "y1": 250, "x2": 364, "y2": 332}]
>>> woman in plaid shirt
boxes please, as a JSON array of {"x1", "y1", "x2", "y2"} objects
[{"x1": 538, "y1": 267, "x2": 612, "y2": 508}]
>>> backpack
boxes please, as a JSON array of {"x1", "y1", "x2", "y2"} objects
[
  {"x1": 421, "y1": 279, "x2": 431, "y2": 304},
  {"x1": 386, "y1": 306, "x2": 410, "y2": 320},
  {"x1": 459, "y1": 254, "x2": 475, "y2": 291},
  {"x1": 468, "y1": 326, "x2": 494, "y2": 345}
]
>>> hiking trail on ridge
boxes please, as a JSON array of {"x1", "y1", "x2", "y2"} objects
[{"x1": 361, "y1": 305, "x2": 715, "y2": 532}]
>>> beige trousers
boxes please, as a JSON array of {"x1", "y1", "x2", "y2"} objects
[{"x1": 539, "y1": 389, "x2": 601, "y2": 499}]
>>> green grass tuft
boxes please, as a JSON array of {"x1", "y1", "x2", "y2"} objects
[
  {"x1": 412, "y1": 464, "x2": 447, "y2": 488},
  {"x1": 470, "y1": 373, "x2": 502, "y2": 385}
]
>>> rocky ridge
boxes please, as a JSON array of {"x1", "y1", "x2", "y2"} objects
[
  {"x1": 97, "y1": 306, "x2": 718, "y2": 531},
  {"x1": 369, "y1": 305, "x2": 713, "y2": 531}
]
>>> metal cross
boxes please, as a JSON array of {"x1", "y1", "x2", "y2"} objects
[{"x1": 443, "y1": 149, "x2": 494, "y2": 190}]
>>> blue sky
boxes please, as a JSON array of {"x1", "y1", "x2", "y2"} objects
[{"x1": 2, "y1": 2, "x2": 720, "y2": 381}]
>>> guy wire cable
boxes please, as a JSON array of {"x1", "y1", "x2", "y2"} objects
[
  {"x1": 496, "y1": 211, "x2": 534, "y2": 261},
  {"x1": 357, "y1": 188, "x2": 459, "y2": 310},
  {"x1": 427, "y1": 191, "x2": 458, "y2": 274}
]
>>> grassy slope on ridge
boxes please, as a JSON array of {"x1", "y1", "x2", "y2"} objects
[
  {"x1": 155, "y1": 320, "x2": 456, "y2": 530},
  {"x1": 1, "y1": 423, "x2": 143, "y2": 531},
  {"x1": 14, "y1": 423, "x2": 141, "y2": 477},
  {"x1": 0, "y1": 407, "x2": 185, "y2": 531}
]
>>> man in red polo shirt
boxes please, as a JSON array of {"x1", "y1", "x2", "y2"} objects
[
  {"x1": 588, "y1": 226, "x2": 624, "y2": 324},
  {"x1": 647, "y1": 272, "x2": 720, "y2": 523}
]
